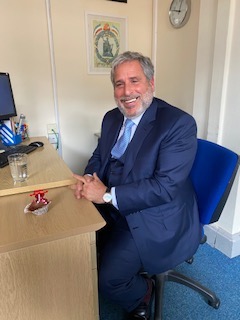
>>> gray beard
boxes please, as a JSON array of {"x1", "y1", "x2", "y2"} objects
[{"x1": 115, "y1": 88, "x2": 154, "y2": 119}]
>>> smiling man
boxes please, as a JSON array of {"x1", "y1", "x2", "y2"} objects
[{"x1": 72, "y1": 51, "x2": 202, "y2": 319}]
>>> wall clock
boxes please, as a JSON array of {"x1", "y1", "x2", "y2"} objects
[{"x1": 169, "y1": 0, "x2": 191, "y2": 29}]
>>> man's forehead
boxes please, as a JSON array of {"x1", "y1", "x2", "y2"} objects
[{"x1": 114, "y1": 61, "x2": 144, "y2": 79}]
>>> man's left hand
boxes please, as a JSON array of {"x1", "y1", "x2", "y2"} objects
[{"x1": 74, "y1": 172, "x2": 107, "y2": 204}]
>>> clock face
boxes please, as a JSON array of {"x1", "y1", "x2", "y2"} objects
[{"x1": 169, "y1": 0, "x2": 191, "y2": 28}]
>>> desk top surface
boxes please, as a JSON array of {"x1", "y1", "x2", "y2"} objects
[
  {"x1": 0, "y1": 137, "x2": 75, "y2": 197},
  {"x1": 0, "y1": 186, "x2": 105, "y2": 253},
  {"x1": 0, "y1": 137, "x2": 106, "y2": 253}
]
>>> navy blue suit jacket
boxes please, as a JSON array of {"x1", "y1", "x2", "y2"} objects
[{"x1": 85, "y1": 98, "x2": 202, "y2": 273}]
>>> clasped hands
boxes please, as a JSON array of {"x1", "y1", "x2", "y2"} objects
[{"x1": 71, "y1": 172, "x2": 107, "y2": 204}]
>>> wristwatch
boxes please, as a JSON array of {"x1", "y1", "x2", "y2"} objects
[{"x1": 103, "y1": 187, "x2": 112, "y2": 203}]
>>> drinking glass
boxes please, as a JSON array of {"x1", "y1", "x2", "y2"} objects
[{"x1": 8, "y1": 153, "x2": 28, "y2": 182}]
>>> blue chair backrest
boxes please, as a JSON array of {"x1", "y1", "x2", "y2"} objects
[{"x1": 190, "y1": 139, "x2": 239, "y2": 225}]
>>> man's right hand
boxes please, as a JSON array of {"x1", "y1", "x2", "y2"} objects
[{"x1": 71, "y1": 174, "x2": 93, "y2": 199}]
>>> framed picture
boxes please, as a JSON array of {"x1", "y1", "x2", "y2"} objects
[{"x1": 85, "y1": 12, "x2": 127, "y2": 74}]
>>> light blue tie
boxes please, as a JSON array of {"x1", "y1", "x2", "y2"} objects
[{"x1": 111, "y1": 119, "x2": 134, "y2": 159}]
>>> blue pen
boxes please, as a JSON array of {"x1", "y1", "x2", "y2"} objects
[{"x1": 17, "y1": 114, "x2": 25, "y2": 135}]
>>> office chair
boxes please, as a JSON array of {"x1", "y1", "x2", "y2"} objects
[{"x1": 152, "y1": 139, "x2": 240, "y2": 320}]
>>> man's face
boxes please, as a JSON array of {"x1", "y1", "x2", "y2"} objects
[{"x1": 113, "y1": 60, "x2": 154, "y2": 118}]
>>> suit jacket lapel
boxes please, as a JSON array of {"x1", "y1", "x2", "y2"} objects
[
  {"x1": 121, "y1": 100, "x2": 158, "y2": 182},
  {"x1": 99, "y1": 111, "x2": 123, "y2": 178},
  {"x1": 105, "y1": 116, "x2": 123, "y2": 155}
]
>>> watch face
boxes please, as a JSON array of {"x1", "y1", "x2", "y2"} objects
[
  {"x1": 103, "y1": 193, "x2": 112, "y2": 203},
  {"x1": 169, "y1": 0, "x2": 191, "y2": 28}
]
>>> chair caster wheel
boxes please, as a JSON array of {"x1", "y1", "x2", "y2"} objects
[
  {"x1": 208, "y1": 298, "x2": 220, "y2": 309},
  {"x1": 186, "y1": 257, "x2": 194, "y2": 264}
]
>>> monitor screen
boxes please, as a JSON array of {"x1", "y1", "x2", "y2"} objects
[{"x1": 0, "y1": 72, "x2": 17, "y2": 121}]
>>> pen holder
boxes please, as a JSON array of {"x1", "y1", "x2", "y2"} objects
[{"x1": 0, "y1": 123, "x2": 22, "y2": 146}]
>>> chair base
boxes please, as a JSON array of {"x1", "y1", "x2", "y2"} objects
[{"x1": 153, "y1": 270, "x2": 220, "y2": 320}]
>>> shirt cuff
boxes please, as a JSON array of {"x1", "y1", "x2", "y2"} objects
[{"x1": 110, "y1": 187, "x2": 119, "y2": 209}]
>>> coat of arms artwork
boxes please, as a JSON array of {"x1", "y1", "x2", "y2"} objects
[{"x1": 86, "y1": 13, "x2": 127, "y2": 74}]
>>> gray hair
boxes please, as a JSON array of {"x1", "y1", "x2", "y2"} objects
[{"x1": 110, "y1": 51, "x2": 154, "y2": 85}]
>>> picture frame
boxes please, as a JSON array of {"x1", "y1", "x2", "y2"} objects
[{"x1": 85, "y1": 12, "x2": 127, "y2": 74}]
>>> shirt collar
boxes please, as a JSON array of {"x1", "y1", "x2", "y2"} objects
[{"x1": 124, "y1": 112, "x2": 144, "y2": 126}]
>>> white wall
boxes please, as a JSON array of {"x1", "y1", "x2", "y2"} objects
[
  {"x1": 214, "y1": 0, "x2": 240, "y2": 240},
  {"x1": 0, "y1": 0, "x2": 56, "y2": 140},
  {"x1": 221, "y1": 0, "x2": 240, "y2": 238},
  {"x1": 155, "y1": 0, "x2": 201, "y2": 115}
]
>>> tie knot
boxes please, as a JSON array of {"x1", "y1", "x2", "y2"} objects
[{"x1": 125, "y1": 118, "x2": 134, "y2": 129}]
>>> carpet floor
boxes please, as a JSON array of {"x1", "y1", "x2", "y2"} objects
[{"x1": 99, "y1": 243, "x2": 240, "y2": 319}]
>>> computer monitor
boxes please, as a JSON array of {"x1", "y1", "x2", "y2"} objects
[{"x1": 0, "y1": 72, "x2": 17, "y2": 121}]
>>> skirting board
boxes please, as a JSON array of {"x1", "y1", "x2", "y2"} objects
[{"x1": 204, "y1": 225, "x2": 240, "y2": 258}]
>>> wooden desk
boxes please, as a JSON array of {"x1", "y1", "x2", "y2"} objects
[
  {"x1": 0, "y1": 138, "x2": 106, "y2": 320},
  {"x1": 0, "y1": 136, "x2": 75, "y2": 197}
]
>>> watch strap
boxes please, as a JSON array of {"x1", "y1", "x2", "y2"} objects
[{"x1": 106, "y1": 187, "x2": 111, "y2": 193}]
